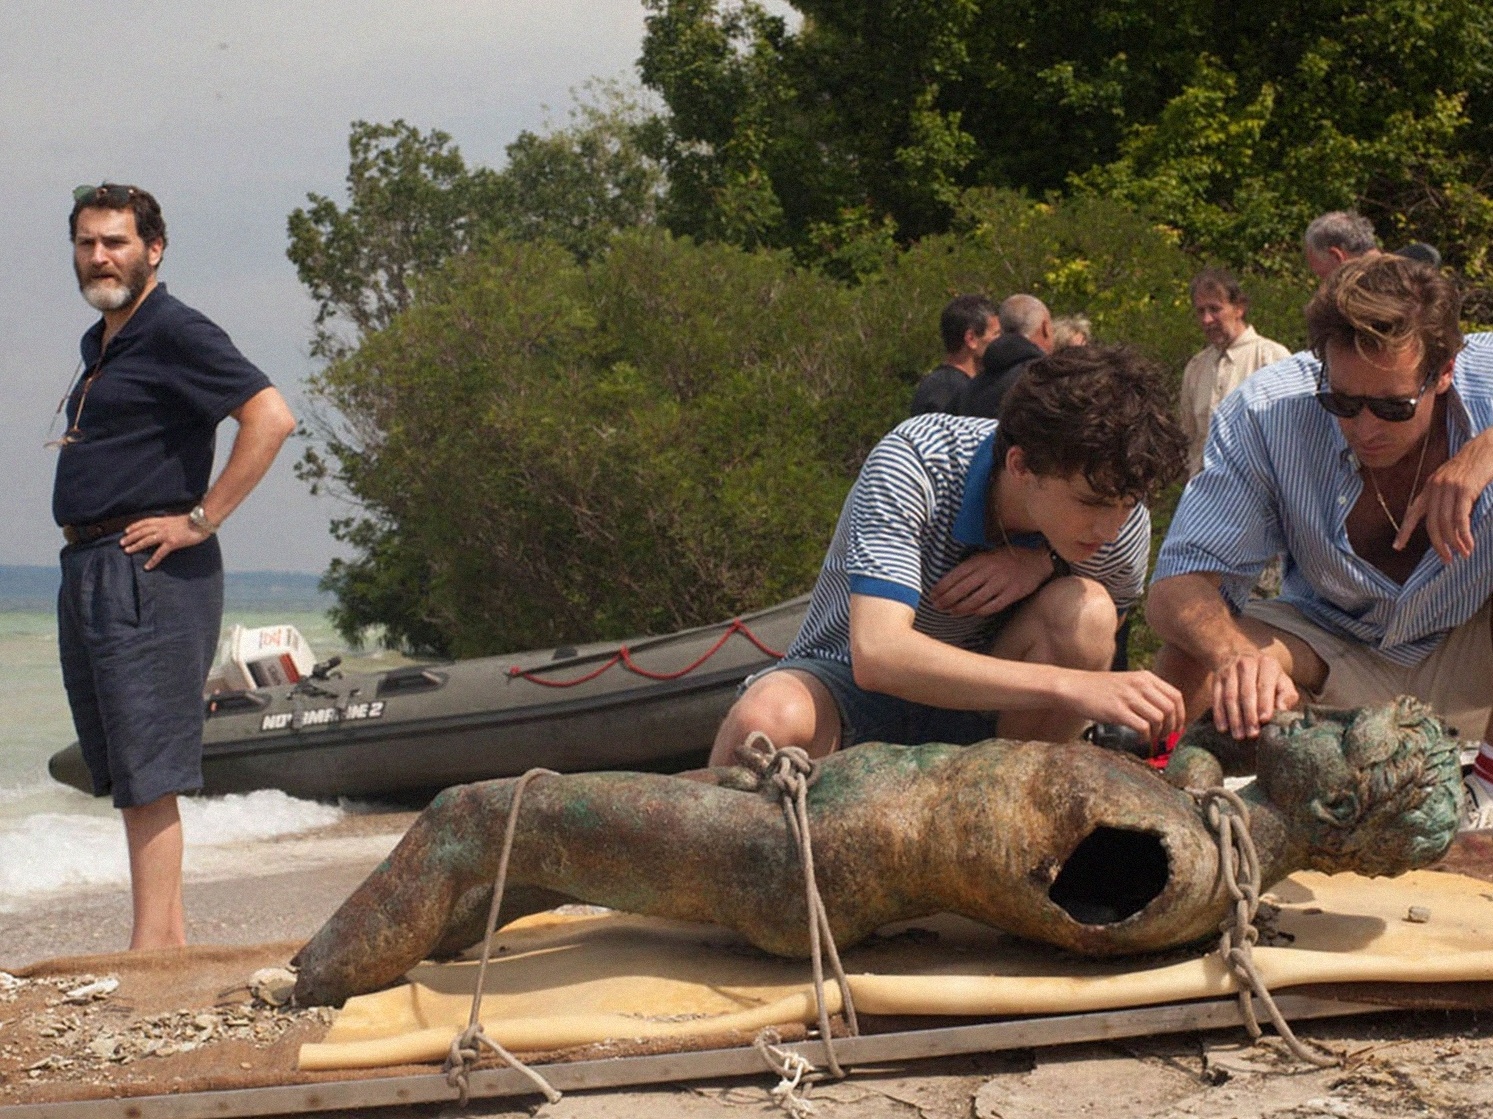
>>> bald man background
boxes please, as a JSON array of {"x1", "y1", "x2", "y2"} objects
[{"x1": 954, "y1": 294, "x2": 1054, "y2": 419}]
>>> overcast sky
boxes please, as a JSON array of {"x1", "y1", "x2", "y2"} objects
[{"x1": 1, "y1": 1, "x2": 648, "y2": 572}]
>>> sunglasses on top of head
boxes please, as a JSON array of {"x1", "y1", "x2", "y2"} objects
[
  {"x1": 72, "y1": 183, "x2": 134, "y2": 206},
  {"x1": 1315, "y1": 362, "x2": 1440, "y2": 423}
]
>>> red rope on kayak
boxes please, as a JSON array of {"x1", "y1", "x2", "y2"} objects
[{"x1": 506, "y1": 617, "x2": 785, "y2": 687}]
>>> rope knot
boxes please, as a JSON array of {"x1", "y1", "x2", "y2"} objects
[
  {"x1": 735, "y1": 731, "x2": 821, "y2": 793},
  {"x1": 754, "y1": 1028, "x2": 821, "y2": 1118},
  {"x1": 443, "y1": 1025, "x2": 481, "y2": 1104}
]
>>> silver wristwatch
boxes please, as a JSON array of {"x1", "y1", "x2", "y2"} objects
[{"x1": 188, "y1": 505, "x2": 220, "y2": 535}]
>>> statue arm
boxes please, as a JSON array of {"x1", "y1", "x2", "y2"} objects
[
  {"x1": 1164, "y1": 722, "x2": 1260, "y2": 789},
  {"x1": 1164, "y1": 743, "x2": 1223, "y2": 789}
]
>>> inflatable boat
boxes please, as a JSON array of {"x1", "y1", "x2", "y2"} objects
[{"x1": 47, "y1": 596, "x2": 808, "y2": 802}]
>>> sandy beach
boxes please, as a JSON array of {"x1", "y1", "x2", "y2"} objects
[
  {"x1": 3, "y1": 820, "x2": 1493, "y2": 1116},
  {"x1": 0, "y1": 808, "x2": 417, "y2": 968}
]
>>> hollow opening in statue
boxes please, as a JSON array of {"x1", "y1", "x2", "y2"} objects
[{"x1": 1047, "y1": 826, "x2": 1169, "y2": 925}]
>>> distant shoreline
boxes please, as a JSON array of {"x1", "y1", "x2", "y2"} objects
[{"x1": 0, "y1": 565, "x2": 331, "y2": 610}]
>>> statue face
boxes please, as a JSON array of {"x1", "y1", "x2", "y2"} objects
[
  {"x1": 1253, "y1": 699, "x2": 1461, "y2": 875},
  {"x1": 1255, "y1": 708, "x2": 1362, "y2": 827}
]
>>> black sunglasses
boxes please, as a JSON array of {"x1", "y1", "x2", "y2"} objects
[
  {"x1": 1315, "y1": 362, "x2": 1439, "y2": 423},
  {"x1": 72, "y1": 183, "x2": 134, "y2": 206}
]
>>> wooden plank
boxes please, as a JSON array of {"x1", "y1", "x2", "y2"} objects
[{"x1": 1, "y1": 994, "x2": 1380, "y2": 1119}]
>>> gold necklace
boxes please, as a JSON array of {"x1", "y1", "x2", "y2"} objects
[
  {"x1": 994, "y1": 508, "x2": 1014, "y2": 551},
  {"x1": 1365, "y1": 425, "x2": 1432, "y2": 536},
  {"x1": 988, "y1": 474, "x2": 1015, "y2": 550}
]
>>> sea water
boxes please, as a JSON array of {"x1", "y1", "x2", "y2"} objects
[{"x1": 0, "y1": 566, "x2": 393, "y2": 911}]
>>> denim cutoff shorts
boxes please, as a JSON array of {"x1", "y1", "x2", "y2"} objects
[{"x1": 744, "y1": 655, "x2": 998, "y2": 748}]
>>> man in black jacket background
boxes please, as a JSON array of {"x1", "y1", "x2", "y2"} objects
[
  {"x1": 955, "y1": 294, "x2": 1054, "y2": 418},
  {"x1": 910, "y1": 294, "x2": 1000, "y2": 415}
]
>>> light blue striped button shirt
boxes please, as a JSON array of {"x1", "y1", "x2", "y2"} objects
[
  {"x1": 787, "y1": 413, "x2": 1152, "y2": 665},
  {"x1": 1154, "y1": 333, "x2": 1493, "y2": 666}
]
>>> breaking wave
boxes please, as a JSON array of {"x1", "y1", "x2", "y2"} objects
[{"x1": 0, "y1": 790, "x2": 342, "y2": 908}]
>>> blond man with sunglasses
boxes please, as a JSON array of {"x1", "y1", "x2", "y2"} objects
[
  {"x1": 1148, "y1": 255, "x2": 1493, "y2": 829},
  {"x1": 54, "y1": 184, "x2": 295, "y2": 949}
]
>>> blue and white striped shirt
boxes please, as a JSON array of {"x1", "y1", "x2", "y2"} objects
[
  {"x1": 787, "y1": 413, "x2": 1152, "y2": 665},
  {"x1": 1154, "y1": 333, "x2": 1493, "y2": 666}
]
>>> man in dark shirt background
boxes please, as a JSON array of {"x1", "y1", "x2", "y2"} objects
[
  {"x1": 955, "y1": 294, "x2": 1055, "y2": 419},
  {"x1": 55, "y1": 184, "x2": 295, "y2": 950},
  {"x1": 910, "y1": 294, "x2": 999, "y2": 415}
]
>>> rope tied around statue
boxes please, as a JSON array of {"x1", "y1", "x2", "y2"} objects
[
  {"x1": 441, "y1": 735, "x2": 861, "y2": 1109},
  {"x1": 1193, "y1": 786, "x2": 1341, "y2": 1069},
  {"x1": 443, "y1": 767, "x2": 564, "y2": 1108},
  {"x1": 735, "y1": 731, "x2": 862, "y2": 1082}
]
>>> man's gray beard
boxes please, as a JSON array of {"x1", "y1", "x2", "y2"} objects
[{"x1": 81, "y1": 279, "x2": 136, "y2": 312}]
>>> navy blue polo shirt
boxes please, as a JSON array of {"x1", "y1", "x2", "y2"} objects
[{"x1": 52, "y1": 284, "x2": 273, "y2": 527}]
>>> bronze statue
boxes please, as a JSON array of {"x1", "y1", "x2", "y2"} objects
[{"x1": 293, "y1": 697, "x2": 1461, "y2": 1006}]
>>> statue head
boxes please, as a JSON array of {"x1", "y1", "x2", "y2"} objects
[{"x1": 1255, "y1": 696, "x2": 1462, "y2": 876}]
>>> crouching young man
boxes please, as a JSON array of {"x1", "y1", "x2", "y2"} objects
[{"x1": 709, "y1": 345, "x2": 1190, "y2": 765}]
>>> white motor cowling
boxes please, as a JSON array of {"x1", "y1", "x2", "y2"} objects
[{"x1": 206, "y1": 624, "x2": 317, "y2": 694}]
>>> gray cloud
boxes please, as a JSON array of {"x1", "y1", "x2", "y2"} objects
[{"x1": 1, "y1": 0, "x2": 646, "y2": 571}]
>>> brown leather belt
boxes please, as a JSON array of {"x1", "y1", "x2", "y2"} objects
[{"x1": 63, "y1": 504, "x2": 194, "y2": 546}]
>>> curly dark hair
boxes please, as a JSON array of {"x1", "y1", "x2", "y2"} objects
[
  {"x1": 68, "y1": 183, "x2": 168, "y2": 250},
  {"x1": 994, "y1": 343, "x2": 1188, "y2": 502}
]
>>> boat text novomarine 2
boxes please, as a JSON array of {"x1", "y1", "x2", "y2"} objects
[{"x1": 48, "y1": 597, "x2": 808, "y2": 801}]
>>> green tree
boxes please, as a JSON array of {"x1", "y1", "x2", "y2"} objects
[
  {"x1": 288, "y1": 90, "x2": 665, "y2": 362},
  {"x1": 1076, "y1": 1, "x2": 1493, "y2": 272},
  {"x1": 637, "y1": 0, "x2": 798, "y2": 248},
  {"x1": 305, "y1": 232, "x2": 867, "y2": 656},
  {"x1": 302, "y1": 191, "x2": 1278, "y2": 656},
  {"x1": 488, "y1": 82, "x2": 665, "y2": 260},
  {"x1": 638, "y1": 1, "x2": 1493, "y2": 278},
  {"x1": 287, "y1": 120, "x2": 501, "y2": 361}
]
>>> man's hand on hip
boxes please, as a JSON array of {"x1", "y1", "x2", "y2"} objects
[{"x1": 121, "y1": 514, "x2": 211, "y2": 570}]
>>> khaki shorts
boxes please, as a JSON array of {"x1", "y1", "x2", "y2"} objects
[{"x1": 1242, "y1": 597, "x2": 1493, "y2": 742}]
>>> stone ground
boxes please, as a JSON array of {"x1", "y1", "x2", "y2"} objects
[{"x1": 364, "y1": 1012, "x2": 1493, "y2": 1119}]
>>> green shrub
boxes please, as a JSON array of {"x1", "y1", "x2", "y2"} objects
[{"x1": 305, "y1": 192, "x2": 1314, "y2": 657}]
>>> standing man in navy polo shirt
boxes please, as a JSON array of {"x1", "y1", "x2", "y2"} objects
[{"x1": 54, "y1": 184, "x2": 296, "y2": 949}]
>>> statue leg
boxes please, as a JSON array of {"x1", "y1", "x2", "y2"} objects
[
  {"x1": 428, "y1": 883, "x2": 578, "y2": 959},
  {"x1": 293, "y1": 780, "x2": 526, "y2": 1006}
]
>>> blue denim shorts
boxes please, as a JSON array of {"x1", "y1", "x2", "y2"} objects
[
  {"x1": 57, "y1": 533, "x2": 224, "y2": 808},
  {"x1": 746, "y1": 655, "x2": 998, "y2": 748}
]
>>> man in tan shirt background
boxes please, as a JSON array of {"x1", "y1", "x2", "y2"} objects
[{"x1": 1179, "y1": 267, "x2": 1291, "y2": 476}]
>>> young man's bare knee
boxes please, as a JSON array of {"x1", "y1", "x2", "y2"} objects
[
  {"x1": 1041, "y1": 576, "x2": 1119, "y2": 667},
  {"x1": 990, "y1": 576, "x2": 1117, "y2": 671},
  {"x1": 709, "y1": 671, "x2": 839, "y2": 766}
]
